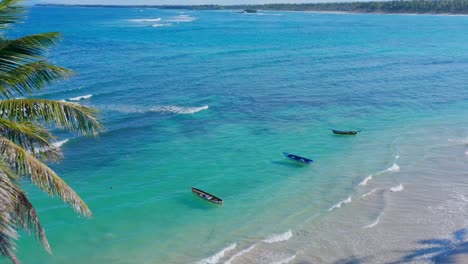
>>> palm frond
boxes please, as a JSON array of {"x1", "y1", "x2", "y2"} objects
[
  {"x1": 0, "y1": 168, "x2": 50, "y2": 254},
  {"x1": 0, "y1": 61, "x2": 72, "y2": 98},
  {"x1": 0, "y1": 0, "x2": 24, "y2": 31},
  {"x1": 0, "y1": 99, "x2": 102, "y2": 135},
  {"x1": 0, "y1": 214, "x2": 19, "y2": 264},
  {"x1": 0, "y1": 33, "x2": 61, "y2": 71},
  {"x1": 0, "y1": 117, "x2": 62, "y2": 161},
  {"x1": 0, "y1": 136, "x2": 92, "y2": 216}
]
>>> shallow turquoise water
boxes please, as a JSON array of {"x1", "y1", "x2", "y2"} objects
[{"x1": 12, "y1": 7, "x2": 468, "y2": 264}]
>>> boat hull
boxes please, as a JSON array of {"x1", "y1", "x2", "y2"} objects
[
  {"x1": 192, "y1": 188, "x2": 223, "y2": 205},
  {"x1": 332, "y1": 129, "x2": 358, "y2": 135},
  {"x1": 282, "y1": 152, "x2": 313, "y2": 164}
]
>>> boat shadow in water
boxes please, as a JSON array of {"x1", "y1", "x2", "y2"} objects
[
  {"x1": 176, "y1": 195, "x2": 223, "y2": 210},
  {"x1": 271, "y1": 160, "x2": 310, "y2": 168}
]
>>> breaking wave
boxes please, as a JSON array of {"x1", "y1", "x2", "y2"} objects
[
  {"x1": 52, "y1": 139, "x2": 69, "y2": 148},
  {"x1": 363, "y1": 214, "x2": 382, "y2": 229},
  {"x1": 196, "y1": 243, "x2": 237, "y2": 264},
  {"x1": 359, "y1": 175, "x2": 373, "y2": 186},
  {"x1": 152, "y1": 23, "x2": 171, "y2": 27},
  {"x1": 328, "y1": 196, "x2": 352, "y2": 211},
  {"x1": 385, "y1": 163, "x2": 400, "y2": 172},
  {"x1": 359, "y1": 161, "x2": 400, "y2": 186},
  {"x1": 390, "y1": 184, "x2": 404, "y2": 192},
  {"x1": 263, "y1": 230, "x2": 293, "y2": 243},
  {"x1": 102, "y1": 105, "x2": 209, "y2": 114},
  {"x1": 224, "y1": 244, "x2": 256, "y2": 264},
  {"x1": 361, "y1": 189, "x2": 377, "y2": 198},
  {"x1": 167, "y1": 15, "x2": 198, "y2": 22},
  {"x1": 68, "y1": 94, "x2": 92, "y2": 101},
  {"x1": 129, "y1": 18, "x2": 161, "y2": 23}
]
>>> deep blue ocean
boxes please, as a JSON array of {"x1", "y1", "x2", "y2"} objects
[{"x1": 12, "y1": 6, "x2": 468, "y2": 264}]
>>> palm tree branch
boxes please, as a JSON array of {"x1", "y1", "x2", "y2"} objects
[
  {"x1": 0, "y1": 33, "x2": 61, "y2": 70},
  {"x1": 0, "y1": 99, "x2": 102, "y2": 135},
  {"x1": 0, "y1": 169, "x2": 50, "y2": 253},
  {"x1": 0, "y1": 117, "x2": 61, "y2": 158},
  {"x1": 0, "y1": 0, "x2": 24, "y2": 31},
  {"x1": 0, "y1": 61, "x2": 72, "y2": 98},
  {"x1": 0, "y1": 136, "x2": 92, "y2": 216}
]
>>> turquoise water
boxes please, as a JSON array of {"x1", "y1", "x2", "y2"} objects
[{"x1": 13, "y1": 7, "x2": 468, "y2": 264}]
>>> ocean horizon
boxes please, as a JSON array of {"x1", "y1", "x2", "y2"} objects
[{"x1": 14, "y1": 6, "x2": 468, "y2": 264}]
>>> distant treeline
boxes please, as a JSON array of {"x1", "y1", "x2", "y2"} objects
[{"x1": 38, "y1": 0, "x2": 468, "y2": 14}]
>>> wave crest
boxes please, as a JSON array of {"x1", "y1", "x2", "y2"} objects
[
  {"x1": 102, "y1": 105, "x2": 208, "y2": 115},
  {"x1": 196, "y1": 243, "x2": 236, "y2": 264},
  {"x1": 390, "y1": 184, "x2": 404, "y2": 192},
  {"x1": 68, "y1": 94, "x2": 92, "y2": 101},
  {"x1": 328, "y1": 196, "x2": 352, "y2": 211},
  {"x1": 263, "y1": 230, "x2": 293, "y2": 243}
]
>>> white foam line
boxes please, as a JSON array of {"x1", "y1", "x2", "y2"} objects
[
  {"x1": 263, "y1": 230, "x2": 293, "y2": 244},
  {"x1": 196, "y1": 243, "x2": 237, "y2": 264},
  {"x1": 272, "y1": 254, "x2": 297, "y2": 264},
  {"x1": 359, "y1": 175, "x2": 373, "y2": 186},
  {"x1": 68, "y1": 94, "x2": 92, "y2": 101},
  {"x1": 361, "y1": 189, "x2": 377, "y2": 198},
  {"x1": 52, "y1": 139, "x2": 69, "y2": 148},
  {"x1": 328, "y1": 196, "x2": 352, "y2": 211},
  {"x1": 224, "y1": 244, "x2": 256, "y2": 264},
  {"x1": 390, "y1": 184, "x2": 404, "y2": 192},
  {"x1": 363, "y1": 215, "x2": 381, "y2": 229},
  {"x1": 385, "y1": 163, "x2": 400, "y2": 172}
]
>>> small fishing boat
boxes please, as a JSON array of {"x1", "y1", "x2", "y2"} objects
[
  {"x1": 282, "y1": 152, "x2": 313, "y2": 164},
  {"x1": 192, "y1": 188, "x2": 223, "y2": 205},
  {"x1": 332, "y1": 129, "x2": 360, "y2": 135}
]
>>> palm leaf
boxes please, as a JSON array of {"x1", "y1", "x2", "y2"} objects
[
  {"x1": 0, "y1": 214, "x2": 19, "y2": 264},
  {"x1": 0, "y1": 0, "x2": 24, "y2": 31},
  {"x1": 0, "y1": 33, "x2": 61, "y2": 71},
  {"x1": 0, "y1": 117, "x2": 61, "y2": 160},
  {"x1": 0, "y1": 136, "x2": 92, "y2": 216},
  {"x1": 0, "y1": 99, "x2": 102, "y2": 135},
  {"x1": 0, "y1": 167, "x2": 50, "y2": 255},
  {"x1": 0, "y1": 61, "x2": 72, "y2": 98}
]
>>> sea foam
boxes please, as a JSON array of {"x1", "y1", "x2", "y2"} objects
[
  {"x1": 224, "y1": 244, "x2": 256, "y2": 264},
  {"x1": 385, "y1": 163, "x2": 400, "y2": 172},
  {"x1": 196, "y1": 243, "x2": 237, "y2": 264},
  {"x1": 68, "y1": 94, "x2": 92, "y2": 101},
  {"x1": 361, "y1": 189, "x2": 377, "y2": 198},
  {"x1": 129, "y1": 18, "x2": 161, "y2": 23},
  {"x1": 263, "y1": 230, "x2": 293, "y2": 243},
  {"x1": 167, "y1": 15, "x2": 197, "y2": 22},
  {"x1": 104, "y1": 105, "x2": 208, "y2": 114},
  {"x1": 271, "y1": 254, "x2": 297, "y2": 264},
  {"x1": 359, "y1": 175, "x2": 373, "y2": 186},
  {"x1": 52, "y1": 139, "x2": 69, "y2": 148},
  {"x1": 328, "y1": 196, "x2": 352, "y2": 211},
  {"x1": 363, "y1": 214, "x2": 381, "y2": 229},
  {"x1": 390, "y1": 184, "x2": 404, "y2": 192}
]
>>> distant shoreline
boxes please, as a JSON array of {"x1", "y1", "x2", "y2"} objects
[{"x1": 35, "y1": 2, "x2": 468, "y2": 15}]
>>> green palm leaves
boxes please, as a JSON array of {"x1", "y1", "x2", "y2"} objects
[{"x1": 0, "y1": 0, "x2": 102, "y2": 263}]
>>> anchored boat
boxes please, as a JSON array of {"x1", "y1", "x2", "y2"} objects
[
  {"x1": 332, "y1": 129, "x2": 360, "y2": 135},
  {"x1": 192, "y1": 188, "x2": 223, "y2": 205},
  {"x1": 282, "y1": 152, "x2": 313, "y2": 164}
]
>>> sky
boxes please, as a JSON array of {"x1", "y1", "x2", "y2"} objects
[{"x1": 31, "y1": 0, "x2": 376, "y2": 5}]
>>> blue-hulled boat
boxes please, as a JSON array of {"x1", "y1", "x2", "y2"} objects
[{"x1": 282, "y1": 152, "x2": 313, "y2": 164}]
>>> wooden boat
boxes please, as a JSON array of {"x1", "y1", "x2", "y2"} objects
[
  {"x1": 192, "y1": 188, "x2": 223, "y2": 205},
  {"x1": 332, "y1": 129, "x2": 360, "y2": 135},
  {"x1": 282, "y1": 152, "x2": 313, "y2": 164}
]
